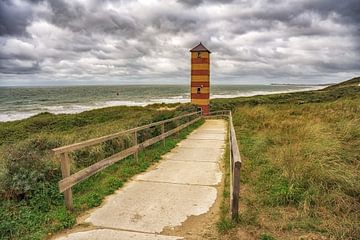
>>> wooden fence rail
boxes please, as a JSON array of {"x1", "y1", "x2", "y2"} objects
[
  {"x1": 228, "y1": 111, "x2": 241, "y2": 220},
  {"x1": 208, "y1": 110, "x2": 242, "y2": 220},
  {"x1": 52, "y1": 111, "x2": 202, "y2": 210}
]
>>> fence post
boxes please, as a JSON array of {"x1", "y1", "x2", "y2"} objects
[
  {"x1": 229, "y1": 111, "x2": 241, "y2": 220},
  {"x1": 231, "y1": 161, "x2": 241, "y2": 220},
  {"x1": 161, "y1": 123, "x2": 165, "y2": 147},
  {"x1": 60, "y1": 152, "x2": 73, "y2": 211},
  {"x1": 133, "y1": 131, "x2": 138, "y2": 162},
  {"x1": 175, "y1": 119, "x2": 179, "y2": 137}
]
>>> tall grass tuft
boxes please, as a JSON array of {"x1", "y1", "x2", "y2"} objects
[{"x1": 213, "y1": 78, "x2": 360, "y2": 239}]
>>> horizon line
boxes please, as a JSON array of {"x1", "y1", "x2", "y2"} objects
[{"x1": 0, "y1": 83, "x2": 332, "y2": 87}]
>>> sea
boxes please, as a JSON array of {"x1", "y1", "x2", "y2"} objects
[{"x1": 0, "y1": 85, "x2": 326, "y2": 122}]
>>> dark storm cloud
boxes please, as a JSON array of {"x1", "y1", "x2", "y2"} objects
[
  {"x1": 0, "y1": 0, "x2": 359, "y2": 85},
  {"x1": 47, "y1": 0, "x2": 84, "y2": 27},
  {"x1": 0, "y1": 59, "x2": 40, "y2": 74},
  {"x1": 303, "y1": 0, "x2": 360, "y2": 25},
  {"x1": 46, "y1": 0, "x2": 139, "y2": 35},
  {"x1": 0, "y1": 0, "x2": 33, "y2": 36}
]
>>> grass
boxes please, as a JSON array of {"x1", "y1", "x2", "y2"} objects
[
  {"x1": 214, "y1": 77, "x2": 360, "y2": 239},
  {"x1": 1, "y1": 76, "x2": 359, "y2": 239},
  {"x1": 0, "y1": 103, "x2": 203, "y2": 240},
  {"x1": 217, "y1": 133, "x2": 235, "y2": 233}
]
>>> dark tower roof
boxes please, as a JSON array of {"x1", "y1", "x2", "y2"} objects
[{"x1": 190, "y1": 42, "x2": 211, "y2": 53}]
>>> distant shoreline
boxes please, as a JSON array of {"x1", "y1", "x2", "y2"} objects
[
  {"x1": 270, "y1": 83, "x2": 332, "y2": 86},
  {"x1": 0, "y1": 85, "x2": 327, "y2": 122}
]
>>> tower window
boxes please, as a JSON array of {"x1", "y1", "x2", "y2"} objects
[
  {"x1": 197, "y1": 87, "x2": 201, "y2": 93},
  {"x1": 197, "y1": 52, "x2": 201, "y2": 58}
]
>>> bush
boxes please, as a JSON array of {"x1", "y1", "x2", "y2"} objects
[{"x1": 0, "y1": 136, "x2": 61, "y2": 200}]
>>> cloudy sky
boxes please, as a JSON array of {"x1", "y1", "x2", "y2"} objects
[{"x1": 0, "y1": 0, "x2": 359, "y2": 86}]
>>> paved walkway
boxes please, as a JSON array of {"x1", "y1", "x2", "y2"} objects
[{"x1": 56, "y1": 119, "x2": 226, "y2": 240}]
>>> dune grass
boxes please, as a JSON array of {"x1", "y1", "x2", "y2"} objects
[
  {"x1": 214, "y1": 77, "x2": 360, "y2": 239},
  {"x1": 217, "y1": 135, "x2": 236, "y2": 233},
  {"x1": 0, "y1": 103, "x2": 202, "y2": 240},
  {"x1": 1, "y1": 77, "x2": 359, "y2": 239}
]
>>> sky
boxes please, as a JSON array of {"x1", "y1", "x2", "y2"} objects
[{"x1": 0, "y1": 0, "x2": 359, "y2": 86}]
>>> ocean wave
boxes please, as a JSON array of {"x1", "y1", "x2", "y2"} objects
[
  {"x1": 0, "y1": 112, "x2": 39, "y2": 122},
  {"x1": 0, "y1": 86, "x2": 326, "y2": 122},
  {"x1": 211, "y1": 86, "x2": 326, "y2": 99}
]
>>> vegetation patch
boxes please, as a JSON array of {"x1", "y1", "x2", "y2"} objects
[
  {"x1": 217, "y1": 138, "x2": 236, "y2": 233},
  {"x1": 1, "y1": 77, "x2": 359, "y2": 240},
  {"x1": 214, "y1": 77, "x2": 360, "y2": 239},
  {"x1": 0, "y1": 104, "x2": 202, "y2": 240}
]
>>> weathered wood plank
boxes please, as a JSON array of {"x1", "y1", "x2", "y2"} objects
[
  {"x1": 231, "y1": 161, "x2": 241, "y2": 220},
  {"x1": 60, "y1": 153, "x2": 73, "y2": 210},
  {"x1": 229, "y1": 113, "x2": 241, "y2": 219},
  {"x1": 209, "y1": 110, "x2": 231, "y2": 115},
  {"x1": 205, "y1": 110, "x2": 231, "y2": 119},
  {"x1": 161, "y1": 123, "x2": 165, "y2": 147},
  {"x1": 133, "y1": 131, "x2": 138, "y2": 162},
  {"x1": 229, "y1": 118, "x2": 241, "y2": 164},
  {"x1": 53, "y1": 111, "x2": 201, "y2": 154},
  {"x1": 229, "y1": 116, "x2": 233, "y2": 212},
  {"x1": 59, "y1": 145, "x2": 139, "y2": 193}
]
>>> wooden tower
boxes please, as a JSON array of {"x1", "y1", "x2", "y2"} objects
[{"x1": 190, "y1": 42, "x2": 211, "y2": 115}]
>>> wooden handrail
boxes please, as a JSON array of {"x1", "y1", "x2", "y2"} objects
[
  {"x1": 208, "y1": 110, "x2": 242, "y2": 220},
  {"x1": 208, "y1": 110, "x2": 231, "y2": 115},
  {"x1": 58, "y1": 117, "x2": 201, "y2": 193},
  {"x1": 52, "y1": 111, "x2": 201, "y2": 154},
  {"x1": 53, "y1": 111, "x2": 202, "y2": 210},
  {"x1": 228, "y1": 112, "x2": 241, "y2": 220}
]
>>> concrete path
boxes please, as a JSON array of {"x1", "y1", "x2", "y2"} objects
[{"x1": 56, "y1": 119, "x2": 226, "y2": 240}]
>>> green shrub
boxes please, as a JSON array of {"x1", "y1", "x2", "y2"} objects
[
  {"x1": 0, "y1": 103, "x2": 202, "y2": 239},
  {"x1": 0, "y1": 136, "x2": 61, "y2": 200}
]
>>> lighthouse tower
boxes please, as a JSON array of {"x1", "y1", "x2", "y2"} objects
[{"x1": 190, "y1": 42, "x2": 211, "y2": 115}]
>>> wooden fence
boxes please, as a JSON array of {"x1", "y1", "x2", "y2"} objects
[
  {"x1": 208, "y1": 110, "x2": 242, "y2": 220},
  {"x1": 52, "y1": 111, "x2": 202, "y2": 210}
]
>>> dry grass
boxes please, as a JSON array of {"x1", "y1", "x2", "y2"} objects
[
  {"x1": 230, "y1": 98, "x2": 360, "y2": 239},
  {"x1": 214, "y1": 78, "x2": 360, "y2": 239}
]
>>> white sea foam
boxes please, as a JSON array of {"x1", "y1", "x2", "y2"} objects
[
  {"x1": 211, "y1": 86, "x2": 326, "y2": 99},
  {"x1": 0, "y1": 85, "x2": 326, "y2": 122},
  {"x1": 0, "y1": 112, "x2": 39, "y2": 122}
]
